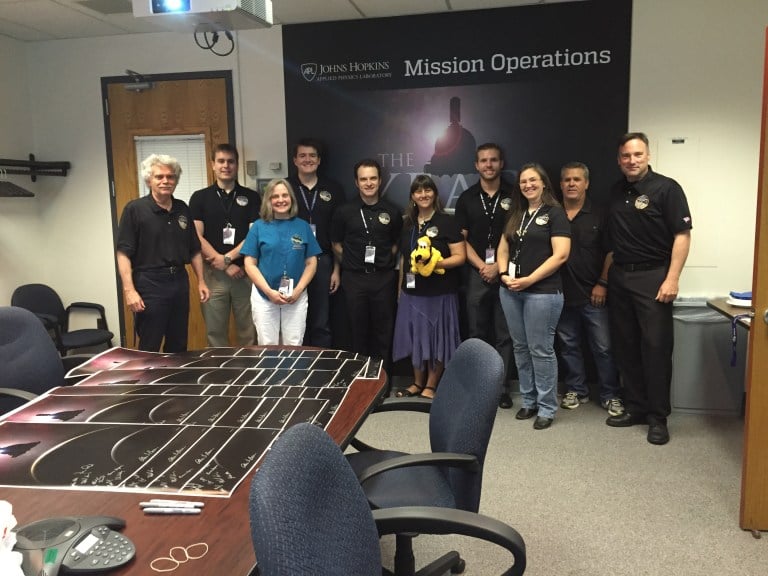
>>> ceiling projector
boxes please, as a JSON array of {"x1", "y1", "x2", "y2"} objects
[{"x1": 132, "y1": 0, "x2": 273, "y2": 31}]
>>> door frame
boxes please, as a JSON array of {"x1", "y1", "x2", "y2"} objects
[{"x1": 100, "y1": 70, "x2": 236, "y2": 346}]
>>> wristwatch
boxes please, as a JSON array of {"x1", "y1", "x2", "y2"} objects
[{"x1": 223, "y1": 255, "x2": 232, "y2": 266}]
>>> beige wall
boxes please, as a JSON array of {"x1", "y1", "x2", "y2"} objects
[{"x1": 0, "y1": 0, "x2": 766, "y2": 340}]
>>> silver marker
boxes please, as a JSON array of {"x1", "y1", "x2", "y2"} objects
[
  {"x1": 143, "y1": 507, "x2": 202, "y2": 515},
  {"x1": 140, "y1": 501, "x2": 204, "y2": 508}
]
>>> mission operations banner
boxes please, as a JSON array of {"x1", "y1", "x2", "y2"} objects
[{"x1": 282, "y1": 0, "x2": 632, "y2": 208}]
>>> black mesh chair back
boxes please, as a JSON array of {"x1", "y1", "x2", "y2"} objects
[
  {"x1": 249, "y1": 423, "x2": 381, "y2": 576},
  {"x1": 11, "y1": 283, "x2": 113, "y2": 354},
  {"x1": 0, "y1": 306, "x2": 65, "y2": 414}
]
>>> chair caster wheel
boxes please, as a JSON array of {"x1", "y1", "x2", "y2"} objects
[{"x1": 451, "y1": 558, "x2": 466, "y2": 574}]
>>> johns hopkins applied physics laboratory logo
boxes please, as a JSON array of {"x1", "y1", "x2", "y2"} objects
[
  {"x1": 301, "y1": 63, "x2": 317, "y2": 82},
  {"x1": 299, "y1": 60, "x2": 392, "y2": 82}
]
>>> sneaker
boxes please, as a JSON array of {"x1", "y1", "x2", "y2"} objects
[
  {"x1": 602, "y1": 398, "x2": 625, "y2": 417},
  {"x1": 560, "y1": 391, "x2": 589, "y2": 409}
]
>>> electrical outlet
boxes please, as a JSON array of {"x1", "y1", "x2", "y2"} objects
[{"x1": 246, "y1": 160, "x2": 258, "y2": 176}]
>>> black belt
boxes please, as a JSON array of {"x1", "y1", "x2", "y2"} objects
[
  {"x1": 348, "y1": 266, "x2": 389, "y2": 274},
  {"x1": 614, "y1": 260, "x2": 667, "y2": 272},
  {"x1": 143, "y1": 265, "x2": 182, "y2": 275}
]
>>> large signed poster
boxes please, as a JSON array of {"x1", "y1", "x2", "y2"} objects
[{"x1": 0, "y1": 347, "x2": 381, "y2": 497}]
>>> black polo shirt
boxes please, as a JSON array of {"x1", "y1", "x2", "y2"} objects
[
  {"x1": 562, "y1": 198, "x2": 608, "y2": 306},
  {"x1": 399, "y1": 211, "x2": 463, "y2": 296},
  {"x1": 116, "y1": 194, "x2": 201, "y2": 270},
  {"x1": 330, "y1": 196, "x2": 402, "y2": 272},
  {"x1": 287, "y1": 175, "x2": 344, "y2": 254},
  {"x1": 606, "y1": 168, "x2": 693, "y2": 264},
  {"x1": 189, "y1": 183, "x2": 261, "y2": 266},
  {"x1": 505, "y1": 204, "x2": 570, "y2": 294},
  {"x1": 454, "y1": 181, "x2": 516, "y2": 262}
]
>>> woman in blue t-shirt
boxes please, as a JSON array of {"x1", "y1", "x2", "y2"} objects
[
  {"x1": 497, "y1": 163, "x2": 571, "y2": 430},
  {"x1": 242, "y1": 179, "x2": 322, "y2": 345}
]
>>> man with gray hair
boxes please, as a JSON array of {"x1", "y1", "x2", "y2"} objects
[
  {"x1": 557, "y1": 161, "x2": 623, "y2": 416},
  {"x1": 117, "y1": 154, "x2": 210, "y2": 352}
]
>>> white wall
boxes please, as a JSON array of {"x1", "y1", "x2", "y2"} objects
[
  {"x1": 0, "y1": 0, "x2": 766, "y2": 339},
  {"x1": 0, "y1": 35, "x2": 36, "y2": 298},
  {"x1": 630, "y1": 0, "x2": 767, "y2": 297}
]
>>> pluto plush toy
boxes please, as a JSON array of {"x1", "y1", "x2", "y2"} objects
[{"x1": 410, "y1": 236, "x2": 445, "y2": 277}]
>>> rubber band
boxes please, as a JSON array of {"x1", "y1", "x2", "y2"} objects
[
  {"x1": 169, "y1": 546, "x2": 189, "y2": 563},
  {"x1": 150, "y1": 542, "x2": 210, "y2": 572},
  {"x1": 185, "y1": 542, "x2": 209, "y2": 559},
  {"x1": 150, "y1": 557, "x2": 179, "y2": 573}
]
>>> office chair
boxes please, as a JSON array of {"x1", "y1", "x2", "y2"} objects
[
  {"x1": 11, "y1": 283, "x2": 113, "y2": 355},
  {"x1": 249, "y1": 423, "x2": 525, "y2": 576},
  {"x1": 347, "y1": 338, "x2": 516, "y2": 575},
  {"x1": 0, "y1": 306, "x2": 88, "y2": 414}
]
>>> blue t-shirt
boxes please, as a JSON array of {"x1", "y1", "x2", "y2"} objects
[{"x1": 240, "y1": 217, "x2": 322, "y2": 300}]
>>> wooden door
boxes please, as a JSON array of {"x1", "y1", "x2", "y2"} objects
[
  {"x1": 741, "y1": 28, "x2": 768, "y2": 532},
  {"x1": 105, "y1": 73, "x2": 234, "y2": 350}
]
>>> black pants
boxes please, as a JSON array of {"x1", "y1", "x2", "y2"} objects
[
  {"x1": 608, "y1": 265, "x2": 673, "y2": 423},
  {"x1": 134, "y1": 268, "x2": 190, "y2": 353},
  {"x1": 463, "y1": 267, "x2": 515, "y2": 385},
  {"x1": 304, "y1": 253, "x2": 334, "y2": 348},
  {"x1": 341, "y1": 269, "x2": 396, "y2": 370}
]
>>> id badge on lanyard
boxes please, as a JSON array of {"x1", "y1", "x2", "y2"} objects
[{"x1": 365, "y1": 244, "x2": 376, "y2": 264}]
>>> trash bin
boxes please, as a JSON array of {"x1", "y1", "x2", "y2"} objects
[{"x1": 671, "y1": 299, "x2": 745, "y2": 415}]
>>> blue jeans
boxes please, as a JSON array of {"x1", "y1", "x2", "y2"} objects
[
  {"x1": 556, "y1": 304, "x2": 620, "y2": 402},
  {"x1": 500, "y1": 289, "x2": 564, "y2": 419}
]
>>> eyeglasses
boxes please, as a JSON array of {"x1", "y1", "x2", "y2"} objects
[{"x1": 150, "y1": 542, "x2": 208, "y2": 573}]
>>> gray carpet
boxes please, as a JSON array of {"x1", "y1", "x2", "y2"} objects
[{"x1": 352, "y1": 396, "x2": 768, "y2": 575}]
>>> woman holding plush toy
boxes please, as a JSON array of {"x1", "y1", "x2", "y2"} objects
[{"x1": 392, "y1": 175, "x2": 466, "y2": 399}]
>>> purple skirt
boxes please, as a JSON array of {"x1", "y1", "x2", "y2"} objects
[{"x1": 392, "y1": 292, "x2": 461, "y2": 369}]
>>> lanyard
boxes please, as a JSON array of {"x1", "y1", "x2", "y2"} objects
[
  {"x1": 217, "y1": 187, "x2": 235, "y2": 226},
  {"x1": 513, "y1": 205, "x2": 543, "y2": 262},
  {"x1": 299, "y1": 185, "x2": 317, "y2": 223},
  {"x1": 517, "y1": 205, "x2": 542, "y2": 238},
  {"x1": 360, "y1": 208, "x2": 372, "y2": 243},
  {"x1": 480, "y1": 192, "x2": 500, "y2": 247}
]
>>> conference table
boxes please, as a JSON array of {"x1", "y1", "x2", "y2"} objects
[{"x1": 0, "y1": 346, "x2": 387, "y2": 576}]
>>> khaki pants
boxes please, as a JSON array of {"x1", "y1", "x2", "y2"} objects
[{"x1": 201, "y1": 265, "x2": 256, "y2": 347}]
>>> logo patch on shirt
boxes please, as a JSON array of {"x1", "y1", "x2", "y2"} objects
[
  {"x1": 178, "y1": 215, "x2": 188, "y2": 230},
  {"x1": 634, "y1": 195, "x2": 650, "y2": 210},
  {"x1": 236, "y1": 195, "x2": 249, "y2": 206},
  {"x1": 535, "y1": 214, "x2": 549, "y2": 226},
  {"x1": 500, "y1": 198, "x2": 512, "y2": 211},
  {"x1": 426, "y1": 225, "x2": 439, "y2": 238},
  {"x1": 378, "y1": 213, "x2": 391, "y2": 225},
  {"x1": 291, "y1": 234, "x2": 304, "y2": 249},
  {"x1": 319, "y1": 191, "x2": 332, "y2": 202}
]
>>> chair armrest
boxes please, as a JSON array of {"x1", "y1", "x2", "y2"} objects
[
  {"x1": 68, "y1": 302, "x2": 107, "y2": 314},
  {"x1": 350, "y1": 397, "x2": 431, "y2": 452},
  {"x1": 356, "y1": 452, "x2": 479, "y2": 485},
  {"x1": 372, "y1": 396, "x2": 433, "y2": 415},
  {"x1": 0, "y1": 387, "x2": 38, "y2": 401},
  {"x1": 373, "y1": 506, "x2": 526, "y2": 576},
  {"x1": 66, "y1": 302, "x2": 109, "y2": 331}
]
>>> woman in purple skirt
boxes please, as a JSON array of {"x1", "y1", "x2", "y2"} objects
[{"x1": 393, "y1": 175, "x2": 466, "y2": 399}]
